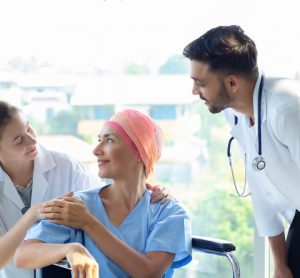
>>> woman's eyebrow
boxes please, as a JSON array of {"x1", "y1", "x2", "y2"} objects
[{"x1": 98, "y1": 133, "x2": 118, "y2": 138}]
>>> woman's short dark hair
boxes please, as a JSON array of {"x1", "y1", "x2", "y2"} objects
[{"x1": 183, "y1": 25, "x2": 258, "y2": 77}]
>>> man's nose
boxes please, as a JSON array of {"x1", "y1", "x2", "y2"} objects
[{"x1": 192, "y1": 83, "x2": 200, "y2": 95}]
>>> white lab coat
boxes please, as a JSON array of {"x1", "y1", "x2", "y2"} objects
[
  {"x1": 224, "y1": 73, "x2": 300, "y2": 237},
  {"x1": 0, "y1": 144, "x2": 99, "y2": 278}
]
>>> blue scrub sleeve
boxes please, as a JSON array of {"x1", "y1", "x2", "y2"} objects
[
  {"x1": 25, "y1": 220, "x2": 80, "y2": 244},
  {"x1": 145, "y1": 200, "x2": 192, "y2": 268}
]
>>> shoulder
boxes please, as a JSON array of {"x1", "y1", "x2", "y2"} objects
[
  {"x1": 38, "y1": 144, "x2": 86, "y2": 171},
  {"x1": 266, "y1": 78, "x2": 300, "y2": 112},
  {"x1": 149, "y1": 193, "x2": 190, "y2": 221},
  {"x1": 74, "y1": 185, "x2": 106, "y2": 202},
  {"x1": 265, "y1": 78, "x2": 300, "y2": 133}
]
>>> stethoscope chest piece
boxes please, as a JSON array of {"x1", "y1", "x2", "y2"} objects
[{"x1": 252, "y1": 155, "x2": 266, "y2": 171}]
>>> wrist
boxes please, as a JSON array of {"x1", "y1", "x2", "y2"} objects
[
  {"x1": 82, "y1": 214, "x2": 97, "y2": 232},
  {"x1": 65, "y1": 243, "x2": 80, "y2": 257},
  {"x1": 26, "y1": 205, "x2": 40, "y2": 222}
]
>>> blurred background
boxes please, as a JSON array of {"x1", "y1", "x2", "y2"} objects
[{"x1": 1, "y1": 0, "x2": 299, "y2": 276}]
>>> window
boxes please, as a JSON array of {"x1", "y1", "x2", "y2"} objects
[{"x1": 1, "y1": 1, "x2": 299, "y2": 277}]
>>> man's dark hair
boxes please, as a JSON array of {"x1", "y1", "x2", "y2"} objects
[{"x1": 183, "y1": 25, "x2": 258, "y2": 78}]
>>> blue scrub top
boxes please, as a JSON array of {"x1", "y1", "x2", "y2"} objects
[{"x1": 25, "y1": 186, "x2": 192, "y2": 277}]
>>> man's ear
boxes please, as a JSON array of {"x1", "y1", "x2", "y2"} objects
[{"x1": 224, "y1": 75, "x2": 240, "y2": 94}]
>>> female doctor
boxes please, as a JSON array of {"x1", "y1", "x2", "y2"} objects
[
  {"x1": 0, "y1": 100, "x2": 96, "y2": 278},
  {"x1": 0, "y1": 101, "x2": 166, "y2": 278}
]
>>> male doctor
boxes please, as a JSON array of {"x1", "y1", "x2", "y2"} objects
[{"x1": 183, "y1": 25, "x2": 300, "y2": 278}]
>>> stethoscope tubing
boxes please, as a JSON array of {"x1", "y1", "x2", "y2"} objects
[{"x1": 227, "y1": 75, "x2": 265, "y2": 197}]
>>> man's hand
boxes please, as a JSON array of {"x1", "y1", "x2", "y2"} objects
[{"x1": 274, "y1": 265, "x2": 293, "y2": 278}]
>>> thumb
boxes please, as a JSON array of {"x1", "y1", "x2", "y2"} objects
[{"x1": 146, "y1": 183, "x2": 157, "y2": 191}]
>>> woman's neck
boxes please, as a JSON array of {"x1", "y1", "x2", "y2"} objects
[
  {"x1": 102, "y1": 177, "x2": 147, "y2": 210},
  {"x1": 0, "y1": 160, "x2": 34, "y2": 187}
]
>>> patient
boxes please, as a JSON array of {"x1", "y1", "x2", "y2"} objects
[{"x1": 15, "y1": 109, "x2": 192, "y2": 278}]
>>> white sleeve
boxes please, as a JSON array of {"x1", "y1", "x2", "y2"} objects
[
  {"x1": 71, "y1": 160, "x2": 101, "y2": 191},
  {"x1": 0, "y1": 205, "x2": 7, "y2": 236},
  {"x1": 0, "y1": 221, "x2": 6, "y2": 236}
]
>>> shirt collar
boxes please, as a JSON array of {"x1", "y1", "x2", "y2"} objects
[{"x1": 252, "y1": 70, "x2": 267, "y2": 127}]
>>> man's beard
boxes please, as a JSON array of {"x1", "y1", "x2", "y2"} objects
[{"x1": 208, "y1": 83, "x2": 231, "y2": 114}]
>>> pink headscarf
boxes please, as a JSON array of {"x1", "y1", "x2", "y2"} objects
[{"x1": 105, "y1": 109, "x2": 163, "y2": 176}]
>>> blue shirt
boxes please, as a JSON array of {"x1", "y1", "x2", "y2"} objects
[{"x1": 25, "y1": 185, "x2": 192, "y2": 277}]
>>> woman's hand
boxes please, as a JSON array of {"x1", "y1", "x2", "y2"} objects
[
  {"x1": 38, "y1": 197, "x2": 93, "y2": 229},
  {"x1": 66, "y1": 243, "x2": 99, "y2": 278},
  {"x1": 146, "y1": 184, "x2": 171, "y2": 204}
]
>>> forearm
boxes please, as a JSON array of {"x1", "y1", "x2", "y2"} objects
[
  {"x1": 0, "y1": 208, "x2": 37, "y2": 268},
  {"x1": 15, "y1": 240, "x2": 70, "y2": 269},
  {"x1": 84, "y1": 216, "x2": 169, "y2": 278},
  {"x1": 268, "y1": 232, "x2": 288, "y2": 269}
]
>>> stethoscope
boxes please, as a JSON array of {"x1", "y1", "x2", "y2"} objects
[{"x1": 227, "y1": 76, "x2": 266, "y2": 197}]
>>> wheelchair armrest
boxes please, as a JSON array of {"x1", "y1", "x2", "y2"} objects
[
  {"x1": 192, "y1": 235, "x2": 236, "y2": 253},
  {"x1": 192, "y1": 235, "x2": 240, "y2": 278}
]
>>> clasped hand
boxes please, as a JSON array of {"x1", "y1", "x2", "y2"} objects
[{"x1": 38, "y1": 196, "x2": 92, "y2": 229}]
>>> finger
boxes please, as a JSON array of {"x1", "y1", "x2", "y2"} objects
[
  {"x1": 57, "y1": 191, "x2": 74, "y2": 199},
  {"x1": 72, "y1": 267, "x2": 79, "y2": 278},
  {"x1": 161, "y1": 196, "x2": 169, "y2": 204},
  {"x1": 39, "y1": 205, "x2": 63, "y2": 213},
  {"x1": 150, "y1": 189, "x2": 165, "y2": 203},
  {"x1": 41, "y1": 199, "x2": 66, "y2": 208},
  {"x1": 150, "y1": 194, "x2": 163, "y2": 203},
  {"x1": 40, "y1": 212, "x2": 64, "y2": 220},
  {"x1": 93, "y1": 264, "x2": 99, "y2": 278},
  {"x1": 61, "y1": 197, "x2": 84, "y2": 204},
  {"x1": 146, "y1": 183, "x2": 156, "y2": 191},
  {"x1": 161, "y1": 186, "x2": 167, "y2": 194},
  {"x1": 79, "y1": 265, "x2": 84, "y2": 278},
  {"x1": 85, "y1": 264, "x2": 93, "y2": 278}
]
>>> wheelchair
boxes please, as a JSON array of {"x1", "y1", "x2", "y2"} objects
[{"x1": 35, "y1": 236, "x2": 240, "y2": 278}]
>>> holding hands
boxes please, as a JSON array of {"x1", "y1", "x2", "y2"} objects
[{"x1": 38, "y1": 195, "x2": 93, "y2": 229}]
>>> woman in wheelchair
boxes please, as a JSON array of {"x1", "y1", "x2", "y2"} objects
[{"x1": 15, "y1": 109, "x2": 192, "y2": 278}]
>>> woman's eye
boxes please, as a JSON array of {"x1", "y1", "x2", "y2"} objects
[
  {"x1": 15, "y1": 138, "x2": 22, "y2": 145},
  {"x1": 107, "y1": 138, "x2": 113, "y2": 143}
]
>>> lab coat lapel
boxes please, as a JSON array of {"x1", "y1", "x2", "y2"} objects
[
  {"x1": 31, "y1": 145, "x2": 56, "y2": 205},
  {"x1": 0, "y1": 169, "x2": 24, "y2": 209},
  {"x1": 231, "y1": 118, "x2": 247, "y2": 151}
]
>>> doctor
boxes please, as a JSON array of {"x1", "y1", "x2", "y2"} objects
[
  {"x1": 0, "y1": 101, "x2": 166, "y2": 278},
  {"x1": 183, "y1": 25, "x2": 300, "y2": 278},
  {"x1": 0, "y1": 100, "x2": 96, "y2": 278}
]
